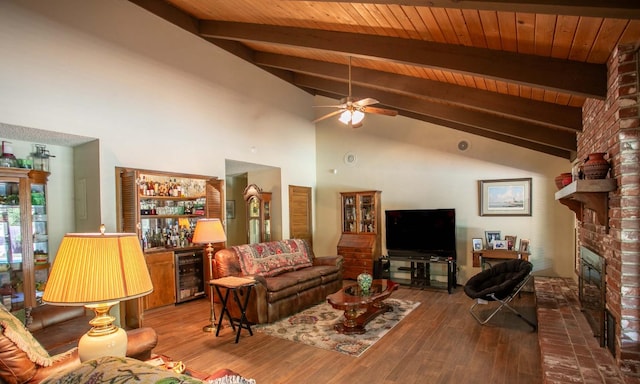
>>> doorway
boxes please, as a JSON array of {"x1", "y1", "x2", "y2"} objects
[{"x1": 225, "y1": 159, "x2": 281, "y2": 246}]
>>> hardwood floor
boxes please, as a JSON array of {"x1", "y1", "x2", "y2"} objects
[{"x1": 143, "y1": 285, "x2": 541, "y2": 384}]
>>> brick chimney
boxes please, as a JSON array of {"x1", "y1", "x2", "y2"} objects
[{"x1": 580, "y1": 43, "x2": 640, "y2": 377}]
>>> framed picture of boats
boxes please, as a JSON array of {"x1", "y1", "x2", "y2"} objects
[{"x1": 478, "y1": 178, "x2": 532, "y2": 216}]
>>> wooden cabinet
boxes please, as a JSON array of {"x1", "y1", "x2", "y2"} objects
[
  {"x1": 117, "y1": 168, "x2": 224, "y2": 246},
  {"x1": 0, "y1": 169, "x2": 49, "y2": 324},
  {"x1": 30, "y1": 170, "x2": 50, "y2": 302},
  {"x1": 337, "y1": 191, "x2": 381, "y2": 279},
  {"x1": 243, "y1": 184, "x2": 271, "y2": 243},
  {"x1": 144, "y1": 251, "x2": 175, "y2": 310},
  {"x1": 116, "y1": 167, "x2": 224, "y2": 327}
]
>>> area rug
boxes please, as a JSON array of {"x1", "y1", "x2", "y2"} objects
[{"x1": 254, "y1": 298, "x2": 420, "y2": 357}]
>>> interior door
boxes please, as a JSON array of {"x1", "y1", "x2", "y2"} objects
[{"x1": 289, "y1": 185, "x2": 312, "y2": 246}]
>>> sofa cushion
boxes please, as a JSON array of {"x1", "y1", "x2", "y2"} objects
[
  {"x1": 41, "y1": 356, "x2": 255, "y2": 384},
  {"x1": 0, "y1": 305, "x2": 53, "y2": 367},
  {"x1": 235, "y1": 239, "x2": 313, "y2": 277}
]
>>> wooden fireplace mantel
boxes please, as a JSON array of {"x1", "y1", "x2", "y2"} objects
[{"x1": 555, "y1": 179, "x2": 617, "y2": 229}]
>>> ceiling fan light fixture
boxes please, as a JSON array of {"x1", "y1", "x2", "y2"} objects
[
  {"x1": 351, "y1": 110, "x2": 365, "y2": 125},
  {"x1": 339, "y1": 110, "x2": 352, "y2": 124}
]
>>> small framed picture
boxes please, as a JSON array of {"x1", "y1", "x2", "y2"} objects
[
  {"x1": 226, "y1": 200, "x2": 235, "y2": 219},
  {"x1": 493, "y1": 240, "x2": 508, "y2": 250},
  {"x1": 485, "y1": 231, "x2": 501, "y2": 246},
  {"x1": 504, "y1": 235, "x2": 517, "y2": 250},
  {"x1": 520, "y1": 239, "x2": 530, "y2": 253},
  {"x1": 472, "y1": 238, "x2": 483, "y2": 251}
]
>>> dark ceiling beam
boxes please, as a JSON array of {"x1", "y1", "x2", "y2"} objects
[
  {"x1": 313, "y1": 90, "x2": 572, "y2": 158},
  {"x1": 304, "y1": 75, "x2": 576, "y2": 151},
  {"x1": 255, "y1": 53, "x2": 582, "y2": 131},
  {"x1": 128, "y1": 0, "x2": 199, "y2": 33},
  {"x1": 199, "y1": 21, "x2": 606, "y2": 99},
  {"x1": 399, "y1": 110, "x2": 574, "y2": 159},
  {"x1": 286, "y1": 0, "x2": 640, "y2": 19}
]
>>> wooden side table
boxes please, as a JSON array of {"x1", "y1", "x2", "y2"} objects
[
  {"x1": 212, "y1": 276, "x2": 256, "y2": 343},
  {"x1": 472, "y1": 249, "x2": 530, "y2": 269}
]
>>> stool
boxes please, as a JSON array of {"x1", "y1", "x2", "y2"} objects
[{"x1": 212, "y1": 276, "x2": 256, "y2": 343}]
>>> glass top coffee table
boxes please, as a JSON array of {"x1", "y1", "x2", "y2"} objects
[{"x1": 326, "y1": 279, "x2": 399, "y2": 334}]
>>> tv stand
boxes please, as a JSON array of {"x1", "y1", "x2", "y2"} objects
[{"x1": 389, "y1": 254, "x2": 456, "y2": 294}]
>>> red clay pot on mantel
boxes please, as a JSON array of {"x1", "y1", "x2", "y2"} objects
[
  {"x1": 555, "y1": 173, "x2": 573, "y2": 190},
  {"x1": 583, "y1": 152, "x2": 610, "y2": 179}
]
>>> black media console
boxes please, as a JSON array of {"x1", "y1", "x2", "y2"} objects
[{"x1": 388, "y1": 254, "x2": 456, "y2": 294}]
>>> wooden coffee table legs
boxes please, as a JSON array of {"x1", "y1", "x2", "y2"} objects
[{"x1": 334, "y1": 300, "x2": 393, "y2": 335}]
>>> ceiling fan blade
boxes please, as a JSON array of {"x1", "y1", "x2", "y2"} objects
[
  {"x1": 363, "y1": 106, "x2": 398, "y2": 117},
  {"x1": 313, "y1": 104, "x2": 346, "y2": 108},
  {"x1": 312, "y1": 109, "x2": 344, "y2": 123},
  {"x1": 354, "y1": 98, "x2": 379, "y2": 107}
]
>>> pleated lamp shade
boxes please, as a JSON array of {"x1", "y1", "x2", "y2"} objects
[
  {"x1": 192, "y1": 218, "x2": 227, "y2": 245},
  {"x1": 43, "y1": 232, "x2": 153, "y2": 306}
]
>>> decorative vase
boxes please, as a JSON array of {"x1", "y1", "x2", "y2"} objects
[
  {"x1": 357, "y1": 271, "x2": 373, "y2": 294},
  {"x1": 583, "y1": 152, "x2": 610, "y2": 179},
  {"x1": 554, "y1": 173, "x2": 573, "y2": 190}
]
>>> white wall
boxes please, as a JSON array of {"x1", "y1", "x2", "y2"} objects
[
  {"x1": 0, "y1": 0, "x2": 317, "y2": 238},
  {"x1": 314, "y1": 107, "x2": 576, "y2": 283}
]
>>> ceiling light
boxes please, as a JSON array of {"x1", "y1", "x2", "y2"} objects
[
  {"x1": 352, "y1": 110, "x2": 365, "y2": 125},
  {"x1": 339, "y1": 110, "x2": 352, "y2": 124}
]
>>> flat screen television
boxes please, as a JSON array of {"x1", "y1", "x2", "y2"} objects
[{"x1": 385, "y1": 209, "x2": 457, "y2": 259}]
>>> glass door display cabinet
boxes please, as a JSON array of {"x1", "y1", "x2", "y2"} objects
[
  {"x1": 29, "y1": 170, "x2": 49, "y2": 308},
  {"x1": 337, "y1": 191, "x2": 382, "y2": 280},
  {"x1": 243, "y1": 184, "x2": 271, "y2": 244},
  {"x1": 0, "y1": 169, "x2": 49, "y2": 323}
]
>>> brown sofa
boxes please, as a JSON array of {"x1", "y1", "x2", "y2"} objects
[{"x1": 214, "y1": 239, "x2": 343, "y2": 324}]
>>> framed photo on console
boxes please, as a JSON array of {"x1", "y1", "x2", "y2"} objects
[
  {"x1": 519, "y1": 239, "x2": 530, "y2": 253},
  {"x1": 485, "y1": 231, "x2": 501, "y2": 247},
  {"x1": 504, "y1": 235, "x2": 517, "y2": 250},
  {"x1": 493, "y1": 240, "x2": 508, "y2": 250},
  {"x1": 472, "y1": 238, "x2": 483, "y2": 251},
  {"x1": 478, "y1": 178, "x2": 532, "y2": 216}
]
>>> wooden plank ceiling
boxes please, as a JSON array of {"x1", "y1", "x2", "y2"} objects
[{"x1": 129, "y1": 0, "x2": 640, "y2": 159}]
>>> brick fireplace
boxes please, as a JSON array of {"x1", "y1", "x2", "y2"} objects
[{"x1": 579, "y1": 43, "x2": 640, "y2": 377}]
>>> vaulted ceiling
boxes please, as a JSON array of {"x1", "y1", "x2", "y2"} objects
[{"x1": 129, "y1": 0, "x2": 640, "y2": 159}]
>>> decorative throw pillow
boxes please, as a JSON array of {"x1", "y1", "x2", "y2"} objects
[
  {"x1": 238, "y1": 251, "x2": 311, "y2": 277},
  {"x1": 41, "y1": 356, "x2": 257, "y2": 384},
  {"x1": 42, "y1": 356, "x2": 203, "y2": 384},
  {"x1": 0, "y1": 305, "x2": 53, "y2": 367},
  {"x1": 235, "y1": 239, "x2": 314, "y2": 277},
  {"x1": 208, "y1": 375, "x2": 256, "y2": 384}
]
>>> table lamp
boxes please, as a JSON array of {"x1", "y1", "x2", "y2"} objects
[
  {"x1": 192, "y1": 218, "x2": 226, "y2": 332},
  {"x1": 42, "y1": 225, "x2": 153, "y2": 362}
]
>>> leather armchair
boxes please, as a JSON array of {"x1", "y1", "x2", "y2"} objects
[{"x1": 0, "y1": 327, "x2": 157, "y2": 384}]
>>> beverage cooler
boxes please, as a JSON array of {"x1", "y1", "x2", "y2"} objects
[{"x1": 174, "y1": 250, "x2": 205, "y2": 303}]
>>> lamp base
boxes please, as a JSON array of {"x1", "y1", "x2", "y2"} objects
[
  {"x1": 78, "y1": 327, "x2": 127, "y2": 362},
  {"x1": 202, "y1": 323, "x2": 218, "y2": 333}
]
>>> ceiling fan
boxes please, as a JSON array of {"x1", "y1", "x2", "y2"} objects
[{"x1": 313, "y1": 57, "x2": 398, "y2": 128}]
